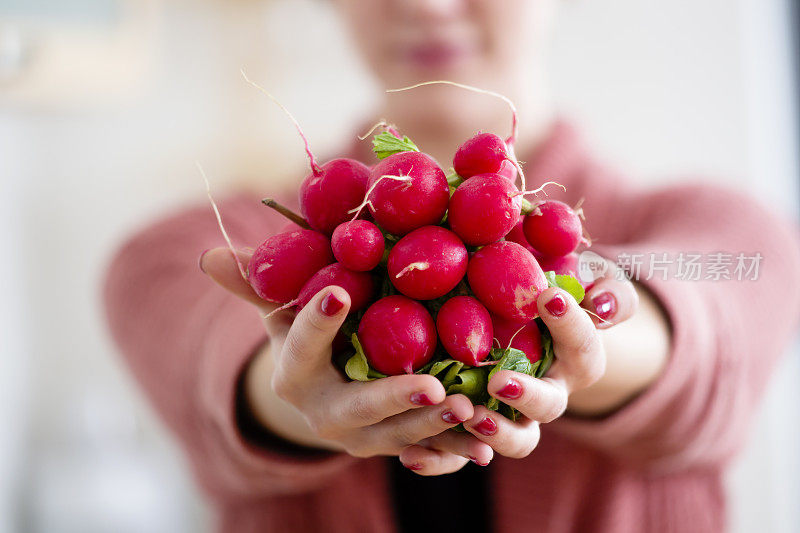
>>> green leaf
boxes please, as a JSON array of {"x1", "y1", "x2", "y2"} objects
[
  {"x1": 372, "y1": 132, "x2": 420, "y2": 160},
  {"x1": 544, "y1": 271, "x2": 585, "y2": 304},
  {"x1": 446, "y1": 368, "x2": 489, "y2": 404},
  {"x1": 535, "y1": 324, "x2": 556, "y2": 379},
  {"x1": 446, "y1": 168, "x2": 464, "y2": 188},
  {"x1": 484, "y1": 347, "x2": 534, "y2": 412},
  {"x1": 487, "y1": 347, "x2": 534, "y2": 382},
  {"x1": 344, "y1": 334, "x2": 386, "y2": 382}
]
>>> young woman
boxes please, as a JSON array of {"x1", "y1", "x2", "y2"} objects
[{"x1": 105, "y1": 1, "x2": 800, "y2": 531}]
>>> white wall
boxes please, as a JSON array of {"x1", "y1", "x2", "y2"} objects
[{"x1": 1, "y1": 0, "x2": 797, "y2": 531}]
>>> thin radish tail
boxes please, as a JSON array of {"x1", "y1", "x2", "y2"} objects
[
  {"x1": 584, "y1": 307, "x2": 611, "y2": 325},
  {"x1": 505, "y1": 324, "x2": 528, "y2": 351},
  {"x1": 387, "y1": 80, "x2": 519, "y2": 146},
  {"x1": 513, "y1": 181, "x2": 567, "y2": 198},
  {"x1": 240, "y1": 69, "x2": 322, "y2": 176},
  {"x1": 197, "y1": 162, "x2": 249, "y2": 281},
  {"x1": 358, "y1": 120, "x2": 401, "y2": 141},
  {"x1": 262, "y1": 299, "x2": 299, "y2": 320},
  {"x1": 347, "y1": 172, "x2": 413, "y2": 221}
]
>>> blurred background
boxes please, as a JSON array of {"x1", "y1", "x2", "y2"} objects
[{"x1": 1, "y1": 0, "x2": 798, "y2": 531}]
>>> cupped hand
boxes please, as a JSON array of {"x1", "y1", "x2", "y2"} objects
[
  {"x1": 463, "y1": 264, "x2": 639, "y2": 458},
  {"x1": 200, "y1": 247, "x2": 494, "y2": 475}
]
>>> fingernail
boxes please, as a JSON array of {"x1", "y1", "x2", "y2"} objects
[
  {"x1": 545, "y1": 293, "x2": 567, "y2": 317},
  {"x1": 474, "y1": 417, "x2": 497, "y2": 436},
  {"x1": 403, "y1": 462, "x2": 423, "y2": 471},
  {"x1": 198, "y1": 249, "x2": 210, "y2": 273},
  {"x1": 469, "y1": 456, "x2": 490, "y2": 467},
  {"x1": 497, "y1": 379, "x2": 522, "y2": 399},
  {"x1": 592, "y1": 292, "x2": 617, "y2": 321},
  {"x1": 320, "y1": 292, "x2": 344, "y2": 316},
  {"x1": 410, "y1": 392, "x2": 435, "y2": 406},
  {"x1": 441, "y1": 411, "x2": 463, "y2": 424}
]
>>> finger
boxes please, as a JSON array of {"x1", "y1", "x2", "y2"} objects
[
  {"x1": 365, "y1": 394, "x2": 475, "y2": 453},
  {"x1": 486, "y1": 370, "x2": 568, "y2": 423},
  {"x1": 420, "y1": 431, "x2": 494, "y2": 466},
  {"x1": 464, "y1": 406, "x2": 541, "y2": 459},
  {"x1": 398, "y1": 446, "x2": 469, "y2": 476},
  {"x1": 200, "y1": 247, "x2": 274, "y2": 311},
  {"x1": 581, "y1": 267, "x2": 639, "y2": 330},
  {"x1": 328, "y1": 374, "x2": 447, "y2": 428},
  {"x1": 537, "y1": 287, "x2": 605, "y2": 392},
  {"x1": 278, "y1": 286, "x2": 351, "y2": 376}
]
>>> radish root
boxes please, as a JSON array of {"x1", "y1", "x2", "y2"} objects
[
  {"x1": 262, "y1": 299, "x2": 298, "y2": 320},
  {"x1": 387, "y1": 80, "x2": 518, "y2": 146},
  {"x1": 505, "y1": 323, "x2": 528, "y2": 351},
  {"x1": 347, "y1": 172, "x2": 413, "y2": 221},
  {"x1": 358, "y1": 120, "x2": 400, "y2": 140},
  {"x1": 197, "y1": 161, "x2": 248, "y2": 281},
  {"x1": 240, "y1": 69, "x2": 322, "y2": 176},
  {"x1": 584, "y1": 307, "x2": 611, "y2": 325},
  {"x1": 514, "y1": 181, "x2": 567, "y2": 198}
]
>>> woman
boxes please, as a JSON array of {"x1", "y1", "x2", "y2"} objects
[{"x1": 105, "y1": 1, "x2": 800, "y2": 531}]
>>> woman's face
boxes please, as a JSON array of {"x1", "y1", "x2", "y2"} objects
[{"x1": 334, "y1": 0, "x2": 555, "y2": 90}]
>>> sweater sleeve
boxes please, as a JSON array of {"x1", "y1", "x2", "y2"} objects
[
  {"x1": 102, "y1": 196, "x2": 355, "y2": 500},
  {"x1": 552, "y1": 184, "x2": 800, "y2": 472}
]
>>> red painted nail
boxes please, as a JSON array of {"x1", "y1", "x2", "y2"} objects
[
  {"x1": 592, "y1": 292, "x2": 617, "y2": 321},
  {"x1": 470, "y1": 457, "x2": 490, "y2": 467},
  {"x1": 320, "y1": 292, "x2": 344, "y2": 316},
  {"x1": 474, "y1": 417, "x2": 497, "y2": 436},
  {"x1": 497, "y1": 379, "x2": 523, "y2": 399},
  {"x1": 403, "y1": 462, "x2": 423, "y2": 471},
  {"x1": 441, "y1": 411, "x2": 463, "y2": 424},
  {"x1": 410, "y1": 393, "x2": 435, "y2": 406},
  {"x1": 545, "y1": 293, "x2": 567, "y2": 317},
  {"x1": 198, "y1": 249, "x2": 210, "y2": 273}
]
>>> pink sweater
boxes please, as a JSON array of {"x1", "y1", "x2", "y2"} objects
[{"x1": 104, "y1": 122, "x2": 800, "y2": 532}]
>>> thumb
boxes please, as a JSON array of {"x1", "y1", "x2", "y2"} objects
[
  {"x1": 280, "y1": 286, "x2": 351, "y2": 372},
  {"x1": 200, "y1": 247, "x2": 274, "y2": 311}
]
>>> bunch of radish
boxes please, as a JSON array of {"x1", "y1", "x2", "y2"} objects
[{"x1": 212, "y1": 77, "x2": 591, "y2": 422}]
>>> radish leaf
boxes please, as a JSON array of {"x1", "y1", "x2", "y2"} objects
[
  {"x1": 544, "y1": 271, "x2": 585, "y2": 304},
  {"x1": 372, "y1": 132, "x2": 420, "y2": 160},
  {"x1": 345, "y1": 334, "x2": 386, "y2": 381}
]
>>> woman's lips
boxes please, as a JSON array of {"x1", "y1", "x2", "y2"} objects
[{"x1": 402, "y1": 42, "x2": 473, "y2": 68}]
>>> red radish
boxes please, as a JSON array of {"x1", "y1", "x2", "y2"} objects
[
  {"x1": 248, "y1": 229, "x2": 334, "y2": 303},
  {"x1": 523, "y1": 200, "x2": 583, "y2": 257},
  {"x1": 295, "y1": 263, "x2": 375, "y2": 312},
  {"x1": 448, "y1": 173, "x2": 522, "y2": 246},
  {"x1": 299, "y1": 158, "x2": 371, "y2": 235},
  {"x1": 467, "y1": 241, "x2": 548, "y2": 321},
  {"x1": 358, "y1": 295, "x2": 437, "y2": 375},
  {"x1": 491, "y1": 315, "x2": 543, "y2": 363},
  {"x1": 331, "y1": 220, "x2": 385, "y2": 272},
  {"x1": 436, "y1": 296, "x2": 493, "y2": 366},
  {"x1": 387, "y1": 226, "x2": 468, "y2": 300},
  {"x1": 504, "y1": 217, "x2": 538, "y2": 255},
  {"x1": 453, "y1": 133, "x2": 512, "y2": 179},
  {"x1": 365, "y1": 151, "x2": 449, "y2": 235}
]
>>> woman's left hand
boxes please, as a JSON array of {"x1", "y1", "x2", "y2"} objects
[{"x1": 461, "y1": 271, "x2": 639, "y2": 458}]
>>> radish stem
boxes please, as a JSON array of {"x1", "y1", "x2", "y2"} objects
[{"x1": 261, "y1": 198, "x2": 311, "y2": 229}]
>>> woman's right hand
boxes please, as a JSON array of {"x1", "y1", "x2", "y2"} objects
[{"x1": 201, "y1": 247, "x2": 494, "y2": 474}]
